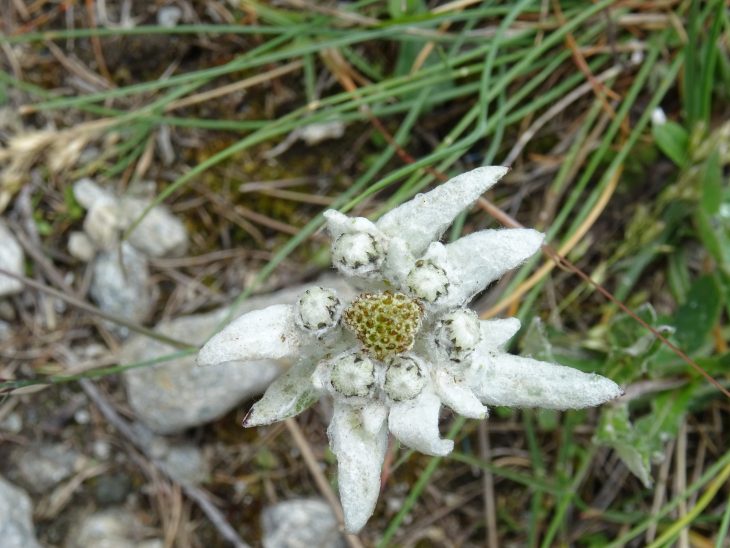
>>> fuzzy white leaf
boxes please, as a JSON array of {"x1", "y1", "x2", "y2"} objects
[
  {"x1": 197, "y1": 304, "x2": 301, "y2": 367},
  {"x1": 376, "y1": 166, "x2": 509, "y2": 256},
  {"x1": 328, "y1": 400, "x2": 388, "y2": 533},
  {"x1": 388, "y1": 391, "x2": 453, "y2": 456},
  {"x1": 243, "y1": 359, "x2": 319, "y2": 427},
  {"x1": 439, "y1": 228, "x2": 544, "y2": 307},
  {"x1": 322, "y1": 209, "x2": 382, "y2": 241},
  {"x1": 434, "y1": 369, "x2": 488, "y2": 419},
  {"x1": 477, "y1": 318, "x2": 521, "y2": 351},
  {"x1": 470, "y1": 352, "x2": 622, "y2": 410}
]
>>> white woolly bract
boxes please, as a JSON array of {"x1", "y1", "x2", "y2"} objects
[
  {"x1": 376, "y1": 166, "x2": 509, "y2": 256},
  {"x1": 469, "y1": 352, "x2": 623, "y2": 410},
  {"x1": 388, "y1": 391, "x2": 453, "y2": 456},
  {"x1": 197, "y1": 305, "x2": 301, "y2": 367},
  {"x1": 328, "y1": 402, "x2": 388, "y2": 533}
]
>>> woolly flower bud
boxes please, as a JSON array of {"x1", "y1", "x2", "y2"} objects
[
  {"x1": 295, "y1": 287, "x2": 342, "y2": 334},
  {"x1": 406, "y1": 259, "x2": 450, "y2": 303},
  {"x1": 330, "y1": 353, "x2": 376, "y2": 398},
  {"x1": 435, "y1": 309, "x2": 481, "y2": 362},
  {"x1": 384, "y1": 355, "x2": 427, "y2": 401},
  {"x1": 332, "y1": 232, "x2": 385, "y2": 278}
]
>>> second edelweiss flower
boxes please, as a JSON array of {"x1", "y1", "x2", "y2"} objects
[{"x1": 197, "y1": 166, "x2": 622, "y2": 532}]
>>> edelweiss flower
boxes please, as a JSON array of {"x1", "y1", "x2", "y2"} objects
[{"x1": 197, "y1": 166, "x2": 621, "y2": 532}]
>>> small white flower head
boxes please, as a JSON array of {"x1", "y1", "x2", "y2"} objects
[
  {"x1": 197, "y1": 166, "x2": 622, "y2": 533},
  {"x1": 328, "y1": 352, "x2": 377, "y2": 398},
  {"x1": 332, "y1": 231, "x2": 386, "y2": 278},
  {"x1": 383, "y1": 355, "x2": 427, "y2": 401},
  {"x1": 435, "y1": 309, "x2": 481, "y2": 362},
  {"x1": 406, "y1": 259, "x2": 450, "y2": 303},
  {"x1": 295, "y1": 286, "x2": 343, "y2": 335}
]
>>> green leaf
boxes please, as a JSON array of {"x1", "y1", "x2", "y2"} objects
[
  {"x1": 700, "y1": 151, "x2": 722, "y2": 215},
  {"x1": 605, "y1": 304, "x2": 673, "y2": 380},
  {"x1": 595, "y1": 405, "x2": 653, "y2": 487},
  {"x1": 595, "y1": 385, "x2": 694, "y2": 487},
  {"x1": 388, "y1": 0, "x2": 425, "y2": 19},
  {"x1": 520, "y1": 317, "x2": 555, "y2": 362},
  {"x1": 673, "y1": 274, "x2": 723, "y2": 354},
  {"x1": 651, "y1": 121, "x2": 689, "y2": 168}
]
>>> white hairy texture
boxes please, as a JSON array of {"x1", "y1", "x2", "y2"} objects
[
  {"x1": 406, "y1": 259, "x2": 450, "y2": 303},
  {"x1": 376, "y1": 166, "x2": 509, "y2": 256},
  {"x1": 244, "y1": 359, "x2": 319, "y2": 427},
  {"x1": 328, "y1": 401, "x2": 388, "y2": 533},
  {"x1": 436, "y1": 309, "x2": 481, "y2": 362},
  {"x1": 331, "y1": 232, "x2": 386, "y2": 278},
  {"x1": 477, "y1": 318, "x2": 521, "y2": 351},
  {"x1": 295, "y1": 286, "x2": 342, "y2": 334},
  {"x1": 434, "y1": 369, "x2": 488, "y2": 419},
  {"x1": 439, "y1": 228, "x2": 544, "y2": 307},
  {"x1": 361, "y1": 401, "x2": 388, "y2": 436},
  {"x1": 197, "y1": 305, "x2": 301, "y2": 367},
  {"x1": 469, "y1": 353, "x2": 623, "y2": 410},
  {"x1": 322, "y1": 209, "x2": 382, "y2": 242},
  {"x1": 383, "y1": 355, "x2": 427, "y2": 401},
  {"x1": 388, "y1": 391, "x2": 453, "y2": 456},
  {"x1": 330, "y1": 353, "x2": 376, "y2": 398},
  {"x1": 0, "y1": 221, "x2": 24, "y2": 297},
  {"x1": 381, "y1": 237, "x2": 414, "y2": 287}
]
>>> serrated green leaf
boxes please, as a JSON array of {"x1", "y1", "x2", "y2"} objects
[
  {"x1": 674, "y1": 274, "x2": 723, "y2": 354},
  {"x1": 652, "y1": 121, "x2": 689, "y2": 168}
]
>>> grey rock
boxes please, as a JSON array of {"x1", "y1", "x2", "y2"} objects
[
  {"x1": 73, "y1": 178, "x2": 189, "y2": 259},
  {"x1": 0, "y1": 220, "x2": 24, "y2": 297},
  {"x1": 68, "y1": 230, "x2": 97, "y2": 262},
  {"x1": 0, "y1": 476, "x2": 41, "y2": 548},
  {"x1": 93, "y1": 474, "x2": 132, "y2": 506},
  {"x1": 119, "y1": 196, "x2": 188, "y2": 258},
  {"x1": 0, "y1": 412, "x2": 22, "y2": 433},
  {"x1": 84, "y1": 200, "x2": 122, "y2": 250},
  {"x1": 90, "y1": 243, "x2": 153, "y2": 337},
  {"x1": 73, "y1": 178, "x2": 115, "y2": 209},
  {"x1": 0, "y1": 319, "x2": 12, "y2": 341},
  {"x1": 67, "y1": 508, "x2": 162, "y2": 548},
  {"x1": 122, "y1": 278, "x2": 354, "y2": 434},
  {"x1": 262, "y1": 498, "x2": 345, "y2": 548},
  {"x1": 161, "y1": 444, "x2": 209, "y2": 485},
  {"x1": 14, "y1": 443, "x2": 82, "y2": 494}
]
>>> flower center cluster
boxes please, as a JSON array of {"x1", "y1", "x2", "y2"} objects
[{"x1": 343, "y1": 291, "x2": 424, "y2": 361}]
